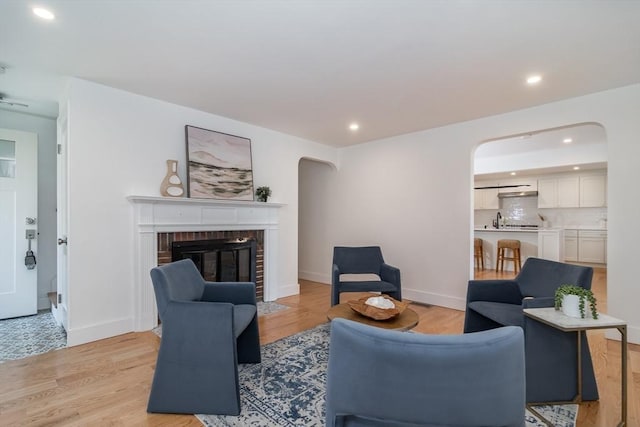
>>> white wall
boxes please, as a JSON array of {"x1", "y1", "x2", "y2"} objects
[
  {"x1": 299, "y1": 84, "x2": 640, "y2": 344},
  {"x1": 0, "y1": 109, "x2": 57, "y2": 310},
  {"x1": 64, "y1": 78, "x2": 337, "y2": 346},
  {"x1": 298, "y1": 158, "x2": 337, "y2": 283}
]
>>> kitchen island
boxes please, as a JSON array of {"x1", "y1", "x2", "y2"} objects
[{"x1": 474, "y1": 228, "x2": 564, "y2": 271}]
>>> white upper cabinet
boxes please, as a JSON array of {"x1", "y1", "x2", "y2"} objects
[
  {"x1": 537, "y1": 179, "x2": 557, "y2": 208},
  {"x1": 474, "y1": 181, "x2": 499, "y2": 210},
  {"x1": 537, "y1": 172, "x2": 605, "y2": 209},
  {"x1": 579, "y1": 174, "x2": 607, "y2": 207},
  {"x1": 557, "y1": 176, "x2": 580, "y2": 207}
]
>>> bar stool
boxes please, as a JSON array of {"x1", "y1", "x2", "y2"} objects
[
  {"x1": 474, "y1": 238, "x2": 484, "y2": 270},
  {"x1": 496, "y1": 239, "x2": 521, "y2": 273}
]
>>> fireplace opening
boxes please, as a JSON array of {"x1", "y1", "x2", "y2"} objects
[{"x1": 172, "y1": 238, "x2": 257, "y2": 284}]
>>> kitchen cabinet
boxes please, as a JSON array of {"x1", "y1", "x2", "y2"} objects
[
  {"x1": 564, "y1": 229, "x2": 578, "y2": 262},
  {"x1": 538, "y1": 229, "x2": 564, "y2": 262},
  {"x1": 538, "y1": 173, "x2": 605, "y2": 208},
  {"x1": 564, "y1": 229, "x2": 606, "y2": 264},
  {"x1": 579, "y1": 174, "x2": 607, "y2": 207},
  {"x1": 538, "y1": 176, "x2": 579, "y2": 208},
  {"x1": 474, "y1": 181, "x2": 499, "y2": 210},
  {"x1": 577, "y1": 230, "x2": 607, "y2": 263},
  {"x1": 558, "y1": 176, "x2": 580, "y2": 207}
]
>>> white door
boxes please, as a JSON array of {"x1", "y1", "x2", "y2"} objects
[
  {"x1": 55, "y1": 115, "x2": 69, "y2": 329},
  {"x1": 0, "y1": 129, "x2": 38, "y2": 319}
]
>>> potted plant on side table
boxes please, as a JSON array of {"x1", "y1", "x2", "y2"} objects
[{"x1": 554, "y1": 284, "x2": 598, "y2": 319}]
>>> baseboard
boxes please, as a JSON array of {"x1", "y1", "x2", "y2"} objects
[
  {"x1": 605, "y1": 323, "x2": 640, "y2": 345},
  {"x1": 66, "y1": 316, "x2": 133, "y2": 347},
  {"x1": 274, "y1": 282, "x2": 300, "y2": 301},
  {"x1": 38, "y1": 295, "x2": 51, "y2": 311},
  {"x1": 402, "y1": 288, "x2": 466, "y2": 311},
  {"x1": 298, "y1": 270, "x2": 330, "y2": 285}
]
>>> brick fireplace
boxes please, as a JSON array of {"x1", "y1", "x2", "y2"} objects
[
  {"x1": 157, "y1": 230, "x2": 265, "y2": 300},
  {"x1": 128, "y1": 196, "x2": 282, "y2": 331}
]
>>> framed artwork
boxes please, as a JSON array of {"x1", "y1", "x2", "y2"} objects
[{"x1": 185, "y1": 125, "x2": 254, "y2": 200}]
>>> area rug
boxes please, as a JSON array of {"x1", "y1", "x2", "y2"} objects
[
  {"x1": 0, "y1": 310, "x2": 67, "y2": 363},
  {"x1": 196, "y1": 323, "x2": 578, "y2": 427}
]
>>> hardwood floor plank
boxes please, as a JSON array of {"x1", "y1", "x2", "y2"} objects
[{"x1": 0, "y1": 269, "x2": 636, "y2": 426}]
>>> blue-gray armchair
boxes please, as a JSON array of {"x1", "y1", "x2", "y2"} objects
[
  {"x1": 147, "y1": 258, "x2": 261, "y2": 415},
  {"x1": 331, "y1": 246, "x2": 401, "y2": 306},
  {"x1": 326, "y1": 318, "x2": 525, "y2": 427},
  {"x1": 464, "y1": 257, "x2": 598, "y2": 403}
]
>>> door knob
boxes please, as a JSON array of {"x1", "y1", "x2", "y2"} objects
[{"x1": 57, "y1": 238, "x2": 67, "y2": 245}]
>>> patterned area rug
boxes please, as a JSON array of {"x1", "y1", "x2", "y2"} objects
[
  {"x1": 196, "y1": 323, "x2": 578, "y2": 427},
  {"x1": 0, "y1": 310, "x2": 67, "y2": 363}
]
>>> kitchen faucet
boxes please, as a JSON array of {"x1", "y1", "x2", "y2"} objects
[{"x1": 496, "y1": 212, "x2": 502, "y2": 229}]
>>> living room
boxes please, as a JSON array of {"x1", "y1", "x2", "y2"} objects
[{"x1": 1, "y1": 1, "x2": 639, "y2": 426}]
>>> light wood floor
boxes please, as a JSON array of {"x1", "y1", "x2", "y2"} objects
[{"x1": 0, "y1": 268, "x2": 637, "y2": 426}]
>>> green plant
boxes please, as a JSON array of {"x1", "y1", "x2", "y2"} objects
[
  {"x1": 554, "y1": 284, "x2": 598, "y2": 319},
  {"x1": 255, "y1": 186, "x2": 272, "y2": 202}
]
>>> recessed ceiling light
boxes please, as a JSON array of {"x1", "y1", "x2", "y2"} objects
[
  {"x1": 348, "y1": 123, "x2": 359, "y2": 131},
  {"x1": 563, "y1": 138, "x2": 573, "y2": 144},
  {"x1": 573, "y1": 166, "x2": 580, "y2": 170},
  {"x1": 510, "y1": 172, "x2": 517, "y2": 176},
  {"x1": 526, "y1": 75, "x2": 542, "y2": 85},
  {"x1": 33, "y1": 7, "x2": 55, "y2": 20}
]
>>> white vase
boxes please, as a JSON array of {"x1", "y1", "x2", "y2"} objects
[{"x1": 561, "y1": 294, "x2": 584, "y2": 318}]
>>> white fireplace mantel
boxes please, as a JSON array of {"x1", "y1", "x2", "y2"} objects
[{"x1": 128, "y1": 196, "x2": 284, "y2": 331}]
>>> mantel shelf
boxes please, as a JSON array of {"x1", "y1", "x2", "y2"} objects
[{"x1": 127, "y1": 195, "x2": 285, "y2": 208}]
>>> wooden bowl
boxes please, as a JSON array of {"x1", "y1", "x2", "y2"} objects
[{"x1": 347, "y1": 295, "x2": 409, "y2": 320}]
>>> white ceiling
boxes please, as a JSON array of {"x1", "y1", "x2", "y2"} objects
[{"x1": 1, "y1": 1, "x2": 640, "y2": 147}]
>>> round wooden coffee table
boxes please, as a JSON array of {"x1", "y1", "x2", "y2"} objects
[{"x1": 327, "y1": 302, "x2": 419, "y2": 331}]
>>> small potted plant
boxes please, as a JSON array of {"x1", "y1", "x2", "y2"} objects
[
  {"x1": 554, "y1": 284, "x2": 598, "y2": 319},
  {"x1": 255, "y1": 186, "x2": 272, "y2": 202}
]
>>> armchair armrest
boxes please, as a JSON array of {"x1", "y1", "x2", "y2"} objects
[
  {"x1": 466, "y1": 280, "x2": 523, "y2": 305},
  {"x1": 202, "y1": 282, "x2": 257, "y2": 305},
  {"x1": 379, "y1": 263, "x2": 401, "y2": 286},
  {"x1": 332, "y1": 264, "x2": 341, "y2": 285}
]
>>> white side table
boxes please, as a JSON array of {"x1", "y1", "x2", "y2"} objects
[{"x1": 523, "y1": 307, "x2": 627, "y2": 427}]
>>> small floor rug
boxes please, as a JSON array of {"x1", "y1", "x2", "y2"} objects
[
  {"x1": 0, "y1": 310, "x2": 67, "y2": 363},
  {"x1": 196, "y1": 323, "x2": 578, "y2": 427},
  {"x1": 256, "y1": 301, "x2": 290, "y2": 316}
]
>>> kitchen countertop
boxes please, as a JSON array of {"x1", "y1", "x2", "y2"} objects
[
  {"x1": 474, "y1": 228, "x2": 539, "y2": 233},
  {"x1": 475, "y1": 226, "x2": 605, "y2": 233},
  {"x1": 562, "y1": 226, "x2": 607, "y2": 231}
]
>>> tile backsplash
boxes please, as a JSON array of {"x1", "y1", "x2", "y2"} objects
[{"x1": 474, "y1": 196, "x2": 607, "y2": 229}]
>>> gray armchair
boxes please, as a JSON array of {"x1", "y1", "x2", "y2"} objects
[
  {"x1": 326, "y1": 318, "x2": 525, "y2": 427},
  {"x1": 147, "y1": 258, "x2": 260, "y2": 415},
  {"x1": 464, "y1": 257, "x2": 598, "y2": 403},
  {"x1": 331, "y1": 246, "x2": 401, "y2": 306}
]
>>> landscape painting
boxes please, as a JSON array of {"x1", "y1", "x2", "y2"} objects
[{"x1": 185, "y1": 125, "x2": 254, "y2": 200}]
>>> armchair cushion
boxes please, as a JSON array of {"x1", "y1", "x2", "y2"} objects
[
  {"x1": 337, "y1": 280, "x2": 398, "y2": 294},
  {"x1": 233, "y1": 304, "x2": 257, "y2": 338},
  {"x1": 467, "y1": 301, "x2": 525, "y2": 328}
]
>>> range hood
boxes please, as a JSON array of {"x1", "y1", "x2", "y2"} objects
[{"x1": 498, "y1": 190, "x2": 539, "y2": 198}]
